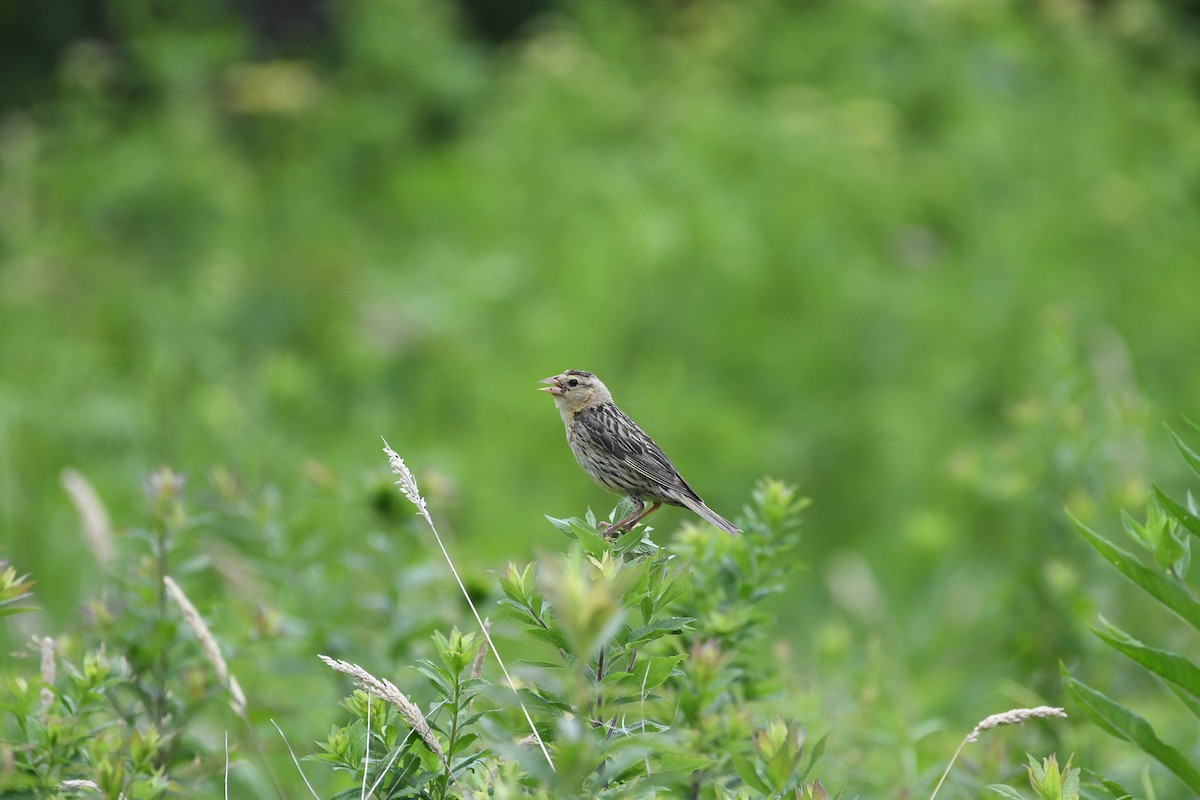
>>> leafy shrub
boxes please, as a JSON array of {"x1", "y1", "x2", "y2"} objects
[
  {"x1": 0, "y1": 446, "x2": 1100, "y2": 798},
  {"x1": 0, "y1": 469, "x2": 246, "y2": 797},
  {"x1": 306, "y1": 460, "x2": 826, "y2": 798},
  {"x1": 1065, "y1": 422, "x2": 1200, "y2": 796}
]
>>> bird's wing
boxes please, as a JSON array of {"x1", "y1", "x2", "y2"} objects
[{"x1": 576, "y1": 404, "x2": 701, "y2": 500}]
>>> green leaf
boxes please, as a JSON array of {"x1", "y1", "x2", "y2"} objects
[
  {"x1": 1165, "y1": 682, "x2": 1200, "y2": 723},
  {"x1": 610, "y1": 497, "x2": 638, "y2": 524},
  {"x1": 516, "y1": 687, "x2": 572, "y2": 714},
  {"x1": 511, "y1": 660, "x2": 562, "y2": 671},
  {"x1": 730, "y1": 751, "x2": 772, "y2": 794},
  {"x1": 986, "y1": 786, "x2": 1026, "y2": 800},
  {"x1": 1120, "y1": 509, "x2": 1154, "y2": 551},
  {"x1": 492, "y1": 562, "x2": 537, "y2": 605},
  {"x1": 631, "y1": 654, "x2": 687, "y2": 692},
  {"x1": 599, "y1": 669, "x2": 635, "y2": 687},
  {"x1": 461, "y1": 709, "x2": 494, "y2": 727},
  {"x1": 1091, "y1": 619, "x2": 1200, "y2": 700},
  {"x1": 1154, "y1": 485, "x2": 1200, "y2": 540},
  {"x1": 1081, "y1": 768, "x2": 1133, "y2": 799},
  {"x1": 412, "y1": 661, "x2": 452, "y2": 695},
  {"x1": 765, "y1": 742, "x2": 802, "y2": 791},
  {"x1": 656, "y1": 753, "x2": 714, "y2": 773},
  {"x1": 449, "y1": 732, "x2": 478, "y2": 756},
  {"x1": 454, "y1": 751, "x2": 488, "y2": 773},
  {"x1": 648, "y1": 752, "x2": 715, "y2": 785},
  {"x1": 1062, "y1": 667, "x2": 1200, "y2": 792},
  {"x1": 1168, "y1": 426, "x2": 1200, "y2": 479},
  {"x1": 544, "y1": 515, "x2": 577, "y2": 537},
  {"x1": 546, "y1": 514, "x2": 613, "y2": 556},
  {"x1": 612, "y1": 527, "x2": 652, "y2": 557},
  {"x1": 800, "y1": 732, "x2": 828, "y2": 781},
  {"x1": 523, "y1": 626, "x2": 571, "y2": 651},
  {"x1": 1064, "y1": 763, "x2": 1081, "y2": 800},
  {"x1": 626, "y1": 617, "x2": 695, "y2": 647},
  {"x1": 1070, "y1": 514, "x2": 1200, "y2": 633},
  {"x1": 569, "y1": 517, "x2": 612, "y2": 557},
  {"x1": 494, "y1": 597, "x2": 541, "y2": 626}
]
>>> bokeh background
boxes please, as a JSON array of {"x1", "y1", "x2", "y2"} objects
[{"x1": 3, "y1": 0, "x2": 1200, "y2": 794}]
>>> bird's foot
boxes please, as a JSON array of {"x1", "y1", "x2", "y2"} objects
[{"x1": 598, "y1": 520, "x2": 627, "y2": 539}]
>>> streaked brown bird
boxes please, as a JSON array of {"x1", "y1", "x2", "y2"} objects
[{"x1": 539, "y1": 370, "x2": 741, "y2": 536}]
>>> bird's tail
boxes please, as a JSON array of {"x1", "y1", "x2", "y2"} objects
[{"x1": 681, "y1": 496, "x2": 742, "y2": 536}]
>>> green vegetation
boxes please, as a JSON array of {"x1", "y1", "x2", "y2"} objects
[
  {"x1": 2, "y1": 0, "x2": 1200, "y2": 796},
  {"x1": 1064, "y1": 423, "x2": 1200, "y2": 796}
]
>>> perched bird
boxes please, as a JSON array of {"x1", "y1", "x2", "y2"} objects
[{"x1": 539, "y1": 370, "x2": 741, "y2": 536}]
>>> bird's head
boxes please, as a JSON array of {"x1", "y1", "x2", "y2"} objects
[{"x1": 538, "y1": 370, "x2": 612, "y2": 413}]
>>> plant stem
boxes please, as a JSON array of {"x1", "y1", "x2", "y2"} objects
[{"x1": 929, "y1": 735, "x2": 969, "y2": 800}]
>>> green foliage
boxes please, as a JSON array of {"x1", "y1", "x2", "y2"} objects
[
  {"x1": 311, "y1": 629, "x2": 490, "y2": 800},
  {"x1": 1061, "y1": 670, "x2": 1200, "y2": 792},
  {"x1": 0, "y1": 469, "x2": 240, "y2": 797},
  {"x1": 311, "y1": 480, "x2": 827, "y2": 798},
  {"x1": 3, "y1": 0, "x2": 1200, "y2": 795},
  {"x1": 988, "y1": 754, "x2": 1081, "y2": 800},
  {"x1": 1065, "y1": 426, "x2": 1200, "y2": 794},
  {"x1": 0, "y1": 563, "x2": 36, "y2": 619},
  {"x1": 2, "y1": 644, "x2": 177, "y2": 798}
]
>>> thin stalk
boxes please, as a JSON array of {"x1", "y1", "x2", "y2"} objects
[
  {"x1": 385, "y1": 442, "x2": 555, "y2": 772},
  {"x1": 440, "y1": 676, "x2": 463, "y2": 800}
]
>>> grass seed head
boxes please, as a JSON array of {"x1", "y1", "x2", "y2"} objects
[{"x1": 318, "y1": 655, "x2": 443, "y2": 760}]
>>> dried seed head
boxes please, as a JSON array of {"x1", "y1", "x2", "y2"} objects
[
  {"x1": 164, "y1": 576, "x2": 246, "y2": 717},
  {"x1": 931, "y1": 705, "x2": 1069, "y2": 800},
  {"x1": 37, "y1": 636, "x2": 55, "y2": 708},
  {"x1": 377, "y1": 441, "x2": 554, "y2": 773},
  {"x1": 319, "y1": 655, "x2": 443, "y2": 760},
  {"x1": 228, "y1": 675, "x2": 247, "y2": 716},
  {"x1": 967, "y1": 706, "x2": 1067, "y2": 743},
  {"x1": 60, "y1": 779, "x2": 101, "y2": 792},
  {"x1": 382, "y1": 439, "x2": 428, "y2": 517},
  {"x1": 61, "y1": 469, "x2": 114, "y2": 568}
]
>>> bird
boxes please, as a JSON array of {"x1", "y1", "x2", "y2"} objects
[{"x1": 538, "y1": 370, "x2": 741, "y2": 536}]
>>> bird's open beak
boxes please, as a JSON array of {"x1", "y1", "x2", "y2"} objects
[{"x1": 538, "y1": 376, "x2": 564, "y2": 396}]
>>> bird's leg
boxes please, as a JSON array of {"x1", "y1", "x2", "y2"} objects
[
  {"x1": 608, "y1": 501, "x2": 662, "y2": 536},
  {"x1": 625, "y1": 501, "x2": 663, "y2": 531},
  {"x1": 602, "y1": 498, "x2": 645, "y2": 537}
]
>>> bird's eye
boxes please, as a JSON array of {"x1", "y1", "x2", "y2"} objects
[{"x1": 567, "y1": 378, "x2": 579, "y2": 388}]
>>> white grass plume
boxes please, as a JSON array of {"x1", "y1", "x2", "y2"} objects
[
  {"x1": 59, "y1": 780, "x2": 101, "y2": 795},
  {"x1": 966, "y1": 706, "x2": 1067, "y2": 742},
  {"x1": 930, "y1": 705, "x2": 1067, "y2": 800},
  {"x1": 37, "y1": 636, "x2": 55, "y2": 709},
  {"x1": 61, "y1": 468, "x2": 115, "y2": 568},
  {"x1": 59, "y1": 779, "x2": 127, "y2": 799},
  {"x1": 318, "y1": 656, "x2": 475, "y2": 798},
  {"x1": 319, "y1": 655, "x2": 442, "y2": 760},
  {"x1": 164, "y1": 575, "x2": 247, "y2": 717},
  {"x1": 382, "y1": 439, "x2": 555, "y2": 771},
  {"x1": 164, "y1": 577, "x2": 290, "y2": 797}
]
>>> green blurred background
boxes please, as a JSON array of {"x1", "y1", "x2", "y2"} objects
[{"x1": 3, "y1": 0, "x2": 1200, "y2": 792}]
